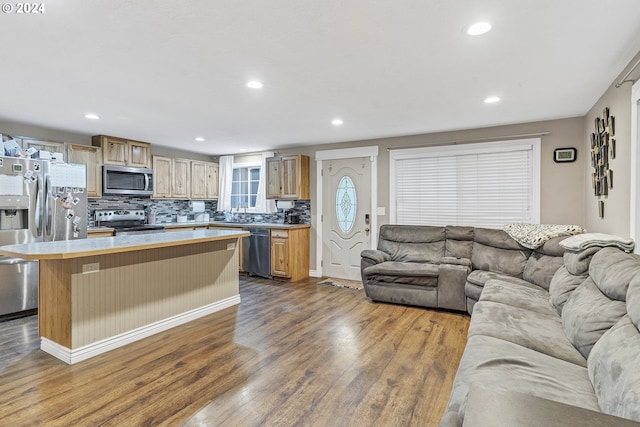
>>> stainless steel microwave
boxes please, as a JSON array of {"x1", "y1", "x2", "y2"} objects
[{"x1": 103, "y1": 165, "x2": 154, "y2": 196}]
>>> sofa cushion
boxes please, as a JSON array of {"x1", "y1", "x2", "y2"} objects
[
  {"x1": 445, "y1": 226, "x2": 474, "y2": 259},
  {"x1": 466, "y1": 270, "x2": 532, "y2": 288},
  {"x1": 588, "y1": 316, "x2": 640, "y2": 422},
  {"x1": 443, "y1": 335, "x2": 600, "y2": 426},
  {"x1": 471, "y1": 228, "x2": 531, "y2": 277},
  {"x1": 562, "y1": 278, "x2": 627, "y2": 359},
  {"x1": 563, "y1": 246, "x2": 600, "y2": 276},
  {"x1": 629, "y1": 275, "x2": 640, "y2": 330},
  {"x1": 589, "y1": 247, "x2": 640, "y2": 301},
  {"x1": 469, "y1": 300, "x2": 586, "y2": 366},
  {"x1": 549, "y1": 266, "x2": 588, "y2": 315},
  {"x1": 479, "y1": 279, "x2": 558, "y2": 317},
  {"x1": 523, "y1": 251, "x2": 564, "y2": 291},
  {"x1": 363, "y1": 261, "x2": 439, "y2": 287},
  {"x1": 378, "y1": 225, "x2": 445, "y2": 263}
]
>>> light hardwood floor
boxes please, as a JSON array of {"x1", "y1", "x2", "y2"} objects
[{"x1": 0, "y1": 277, "x2": 469, "y2": 426}]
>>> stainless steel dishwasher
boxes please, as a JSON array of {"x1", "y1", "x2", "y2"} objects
[{"x1": 242, "y1": 227, "x2": 272, "y2": 279}]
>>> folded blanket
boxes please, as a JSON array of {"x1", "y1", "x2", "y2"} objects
[
  {"x1": 503, "y1": 223, "x2": 585, "y2": 249},
  {"x1": 559, "y1": 233, "x2": 635, "y2": 253}
]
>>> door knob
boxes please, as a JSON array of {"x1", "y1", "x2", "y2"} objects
[{"x1": 364, "y1": 227, "x2": 370, "y2": 232}]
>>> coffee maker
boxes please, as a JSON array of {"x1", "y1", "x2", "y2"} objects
[{"x1": 284, "y1": 209, "x2": 301, "y2": 224}]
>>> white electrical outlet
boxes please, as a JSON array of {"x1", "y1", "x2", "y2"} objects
[
  {"x1": 227, "y1": 242, "x2": 236, "y2": 250},
  {"x1": 82, "y1": 262, "x2": 100, "y2": 274}
]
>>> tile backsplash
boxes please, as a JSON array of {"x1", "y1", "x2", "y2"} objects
[{"x1": 88, "y1": 196, "x2": 310, "y2": 227}]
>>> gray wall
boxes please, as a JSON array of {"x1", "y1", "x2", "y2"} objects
[
  {"x1": 277, "y1": 116, "x2": 586, "y2": 270},
  {"x1": 583, "y1": 50, "x2": 640, "y2": 236},
  {"x1": 0, "y1": 119, "x2": 214, "y2": 162}
]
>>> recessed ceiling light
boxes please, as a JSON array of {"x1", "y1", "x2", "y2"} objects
[
  {"x1": 84, "y1": 113, "x2": 100, "y2": 120},
  {"x1": 239, "y1": 148, "x2": 247, "y2": 152},
  {"x1": 467, "y1": 22, "x2": 492, "y2": 36},
  {"x1": 484, "y1": 96, "x2": 500, "y2": 104},
  {"x1": 194, "y1": 137, "x2": 205, "y2": 142},
  {"x1": 331, "y1": 118, "x2": 344, "y2": 126},
  {"x1": 246, "y1": 81, "x2": 263, "y2": 89}
]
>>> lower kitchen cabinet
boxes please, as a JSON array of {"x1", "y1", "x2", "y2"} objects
[
  {"x1": 271, "y1": 228, "x2": 309, "y2": 281},
  {"x1": 88, "y1": 229, "x2": 114, "y2": 238}
]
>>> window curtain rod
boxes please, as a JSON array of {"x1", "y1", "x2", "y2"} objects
[
  {"x1": 616, "y1": 57, "x2": 640, "y2": 88},
  {"x1": 386, "y1": 131, "x2": 550, "y2": 151}
]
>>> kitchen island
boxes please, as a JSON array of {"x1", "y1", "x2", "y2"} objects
[{"x1": 0, "y1": 229, "x2": 248, "y2": 364}]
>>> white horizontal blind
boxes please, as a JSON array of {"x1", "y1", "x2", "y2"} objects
[{"x1": 391, "y1": 139, "x2": 539, "y2": 228}]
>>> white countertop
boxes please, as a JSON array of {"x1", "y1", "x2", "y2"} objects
[{"x1": 0, "y1": 229, "x2": 249, "y2": 261}]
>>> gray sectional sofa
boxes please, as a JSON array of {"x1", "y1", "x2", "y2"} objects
[
  {"x1": 441, "y1": 246, "x2": 640, "y2": 426},
  {"x1": 359, "y1": 224, "x2": 640, "y2": 425},
  {"x1": 360, "y1": 224, "x2": 564, "y2": 313}
]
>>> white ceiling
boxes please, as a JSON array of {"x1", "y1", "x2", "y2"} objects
[{"x1": 2, "y1": 0, "x2": 640, "y2": 155}]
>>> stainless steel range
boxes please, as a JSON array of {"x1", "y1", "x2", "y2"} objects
[{"x1": 94, "y1": 210, "x2": 164, "y2": 235}]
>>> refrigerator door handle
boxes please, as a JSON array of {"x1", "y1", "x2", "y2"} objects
[
  {"x1": 44, "y1": 176, "x2": 52, "y2": 239},
  {"x1": 34, "y1": 175, "x2": 43, "y2": 237}
]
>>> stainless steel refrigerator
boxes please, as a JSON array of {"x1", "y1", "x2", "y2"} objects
[{"x1": 0, "y1": 157, "x2": 87, "y2": 318}]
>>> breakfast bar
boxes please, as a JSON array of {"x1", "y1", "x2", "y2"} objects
[{"x1": 0, "y1": 229, "x2": 248, "y2": 364}]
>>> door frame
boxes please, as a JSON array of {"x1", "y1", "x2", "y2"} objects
[
  {"x1": 631, "y1": 80, "x2": 640, "y2": 253},
  {"x1": 314, "y1": 146, "x2": 378, "y2": 278}
]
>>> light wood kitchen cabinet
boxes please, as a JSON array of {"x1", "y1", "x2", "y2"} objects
[
  {"x1": 172, "y1": 158, "x2": 191, "y2": 199},
  {"x1": 92, "y1": 135, "x2": 152, "y2": 168},
  {"x1": 265, "y1": 155, "x2": 310, "y2": 199},
  {"x1": 152, "y1": 156, "x2": 173, "y2": 198},
  {"x1": 270, "y1": 228, "x2": 309, "y2": 281},
  {"x1": 190, "y1": 161, "x2": 219, "y2": 200},
  {"x1": 87, "y1": 229, "x2": 114, "y2": 238},
  {"x1": 66, "y1": 144, "x2": 102, "y2": 198},
  {"x1": 205, "y1": 162, "x2": 219, "y2": 199},
  {"x1": 23, "y1": 140, "x2": 65, "y2": 160}
]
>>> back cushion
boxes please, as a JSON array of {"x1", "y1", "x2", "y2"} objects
[
  {"x1": 523, "y1": 236, "x2": 565, "y2": 290},
  {"x1": 561, "y1": 279, "x2": 626, "y2": 359},
  {"x1": 378, "y1": 225, "x2": 445, "y2": 263},
  {"x1": 588, "y1": 316, "x2": 640, "y2": 421},
  {"x1": 471, "y1": 228, "x2": 531, "y2": 277},
  {"x1": 549, "y1": 266, "x2": 588, "y2": 314},
  {"x1": 563, "y1": 246, "x2": 601, "y2": 276},
  {"x1": 445, "y1": 226, "x2": 474, "y2": 259}
]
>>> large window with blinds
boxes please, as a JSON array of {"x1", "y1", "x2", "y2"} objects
[{"x1": 389, "y1": 139, "x2": 540, "y2": 228}]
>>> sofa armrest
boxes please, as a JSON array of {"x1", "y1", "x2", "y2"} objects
[
  {"x1": 437, "y1": 259, "x2": 471, "y2": 312},
  {"x1": 361, "y1": 249, "x2": 391, "y2": 264},
  {"x1": 441, "y1": 256, "x2": 472, "y2": 267}
]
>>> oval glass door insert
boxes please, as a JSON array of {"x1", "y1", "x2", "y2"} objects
[{"x1": 336, "y1": 175, "x2": 357, "y2": 233}]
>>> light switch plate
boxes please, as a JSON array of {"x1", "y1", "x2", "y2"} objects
[
  {"x1": 227, "y1": 242, "x2": 236, "y2": 250},
  {"x1": 376, "y1": 207, "x2": 386, "y2": 216}
]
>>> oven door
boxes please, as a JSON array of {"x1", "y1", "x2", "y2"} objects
[{"x1": 103, "y1": 166, "x2": 154, "y2": 196}]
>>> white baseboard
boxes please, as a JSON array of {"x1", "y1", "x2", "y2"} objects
[
  {"x1": 41, "y1": 294, "x2": 241, "y2": 365},
  {"x1": 309, "y1": 269, "x2": 321, "y2": 278}
]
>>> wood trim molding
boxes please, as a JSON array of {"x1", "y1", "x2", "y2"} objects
[{"x1": 41, "y1": 295, "x2": 241, "y2": 364}]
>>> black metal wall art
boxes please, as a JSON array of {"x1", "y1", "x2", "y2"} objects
[{"x1": 591, "y1": 107, "x2": 615, "y2": 218}]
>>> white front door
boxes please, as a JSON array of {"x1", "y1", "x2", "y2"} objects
[{"x1": 322, "y1": 157, "x2": 371, "y2": 280}]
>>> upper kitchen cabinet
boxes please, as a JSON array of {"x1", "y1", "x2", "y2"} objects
[
  {"x1": 205, "y1": 162, "x2": 219, "y2": 199},
  {"x1": 152, "y1": 156, "x2": 172, "y2": 198},
  {"x1": 152, "y1": 156, "x2": 190, "y2": 199},
  {"x1": 92, "y1": 135, "x2": 152, "y2": 169},
  {"x1": 191, "y1": 161, "x2": 219, "y2": 200},
  {"x1": 23, "y1": 140, "x2": 65, "y2": 160},
  {"x1": 66, "y1": 144, "x2": 102, "y2": 198},
  {"x1": 266, "y1": 155, "x2": 310, "y2": 199}
]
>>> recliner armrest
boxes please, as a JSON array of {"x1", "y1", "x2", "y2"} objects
[
  {"x1": 361, "y1": 249, "x2": 391, "y2": 264},
  {"x1": 441, "y1": 256, "x2": 472, "y2": 267}
]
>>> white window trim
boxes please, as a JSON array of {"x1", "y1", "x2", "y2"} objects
[
  {"x1": 232, "y1": 160, "x2": 261, "y2": 212},
  {"x1": 389, "y1": 138, "x2": 541, "y2": 226},
  {"x1": 630, "y1": 80, "x2": 640, "y2": 253}
]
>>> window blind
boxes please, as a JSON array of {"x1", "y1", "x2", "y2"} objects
[{"x1": 391, "y1": 139, "x2": 539, "y2": 228}]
